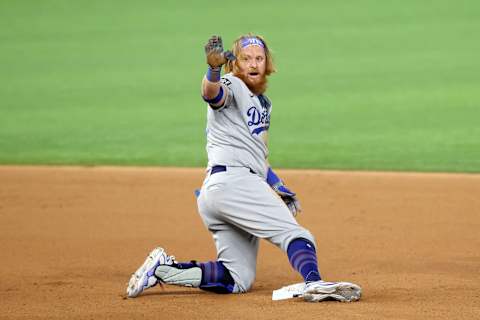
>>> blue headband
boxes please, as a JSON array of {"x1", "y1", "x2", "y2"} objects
[{"x1": 241, "y1": 37, "x2": 265, "y2": 48}]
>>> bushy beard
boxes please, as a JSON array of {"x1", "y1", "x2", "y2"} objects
[{"x1": 234, "y1": 72, "x2": 268, "y2": 96}]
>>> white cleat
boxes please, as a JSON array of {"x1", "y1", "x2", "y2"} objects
[
  {"x1": 303, "y1": 280, "x2": 362, "y2": 302},
  {"x1": 126, "y1": 247, "x2": 177, "y2": 298}
]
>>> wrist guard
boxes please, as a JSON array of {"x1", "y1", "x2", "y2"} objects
[{"x1": 206, "y1": 66, "x2": 221, "y2": 82}]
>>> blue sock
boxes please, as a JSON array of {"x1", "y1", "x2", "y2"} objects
[
  {"x1": 287, "y1": 238, "x2": 321, "y2": 283},
  {"x1": 198, "y1": 261, "x2": 235, "y2": 293},
  {"x1": 175, "y1": 261, "x2": 235, "y2": 293}
]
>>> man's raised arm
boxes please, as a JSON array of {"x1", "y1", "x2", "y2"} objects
[{"x1": 201, "y1": 35, "x2": 235, "y2": 108}]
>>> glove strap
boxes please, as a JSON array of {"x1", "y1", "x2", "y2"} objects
[{"x1": 206, "y1": 66, "x2": 221, "y2": 82}]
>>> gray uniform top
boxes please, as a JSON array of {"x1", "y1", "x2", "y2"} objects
[
  {"x1": 199, "y1": 73, "x2": 315, "y2": 293},
  {"x1": 205, "y1": 73, "x2": 271, "y2": 179}
]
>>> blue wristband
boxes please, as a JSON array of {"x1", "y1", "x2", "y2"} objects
[
  {"x1": 267, "y1": 167, "x2": 295, "y2": 197},
  {"x1": 206, "y1": 66, "x2": 221, "y2": 82},
  {"x1": 266, "y1": 167, "x2": 281, "y2": 187}
]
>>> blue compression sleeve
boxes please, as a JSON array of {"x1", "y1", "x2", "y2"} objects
[{"x1": 287, "y1": 238, "x2": 321, "y2": 283}]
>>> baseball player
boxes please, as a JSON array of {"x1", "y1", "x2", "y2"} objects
[{"x1": 127, "y1": 34, "x2": 362, "y2": 302}]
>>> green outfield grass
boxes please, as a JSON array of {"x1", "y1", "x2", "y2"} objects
[{"x1": 1, "y1": 0, "x2": 479, "y2": 172}]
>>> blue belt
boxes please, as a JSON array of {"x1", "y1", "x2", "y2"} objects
[{"x1": 210, "y1": 165, "x2": 255, "y2": 175}]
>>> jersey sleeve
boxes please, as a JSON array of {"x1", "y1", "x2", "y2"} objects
[{"x1": 218, "y1": 73, "x2": 242, "y2": 109}]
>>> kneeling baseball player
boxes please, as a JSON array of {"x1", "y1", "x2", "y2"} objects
[{"x1": 126, "y1": 34, "x2": 362, "y2": 302}]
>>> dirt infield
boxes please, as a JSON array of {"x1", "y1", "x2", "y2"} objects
[{"x1": 0, "y1": 166, "x2": 479, "y2": 319}]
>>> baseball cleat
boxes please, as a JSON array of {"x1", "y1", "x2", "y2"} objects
[
  {"x1": 126, "y1": 247, "x2": 177, "y2": 298},
  {"x1": 303, "y1": 280, "x2": 362, "y2": 302}
]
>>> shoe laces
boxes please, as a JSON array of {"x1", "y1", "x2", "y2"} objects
[{"x1": 165, "y1": 254, "x2": 177, "y2": 265}]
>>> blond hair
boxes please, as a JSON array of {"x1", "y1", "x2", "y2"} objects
[{"x1": 224, "y1": 33, "x2": 276, "y2": 76}]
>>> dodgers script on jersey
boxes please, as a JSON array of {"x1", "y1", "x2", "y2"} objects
[{"x1": 205, "y1": 73, "x2": 271, "y2": 178}]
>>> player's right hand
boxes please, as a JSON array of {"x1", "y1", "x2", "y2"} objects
[{"x1": 204, "y1": 35, "x2": 235, "y2": 68}]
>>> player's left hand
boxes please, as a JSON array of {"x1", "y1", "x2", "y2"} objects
[
  {"x1": 204, "y1": 35, "x2": 236, "y2": 68},
  {"x1": 266, "y1": 167, "x2": 302, "y2": 216},
  {"x1": 282, "y1": 194, "x2": 302, "y2": 217}
]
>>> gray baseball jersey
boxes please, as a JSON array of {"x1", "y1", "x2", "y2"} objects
[
  {"x1": 205, "y1": 73, "x2": 270, "y2": 179},
  {"x1": 197, "y1": 73, "x2": 315, "y2": 293}
]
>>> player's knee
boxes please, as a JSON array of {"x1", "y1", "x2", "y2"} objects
[
  {"x1": 234, "y1": 269, "x2": 256, "y2": 293},
  {"x1": 281, "y1": 227, "x2": 316, "y2": 252}
]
